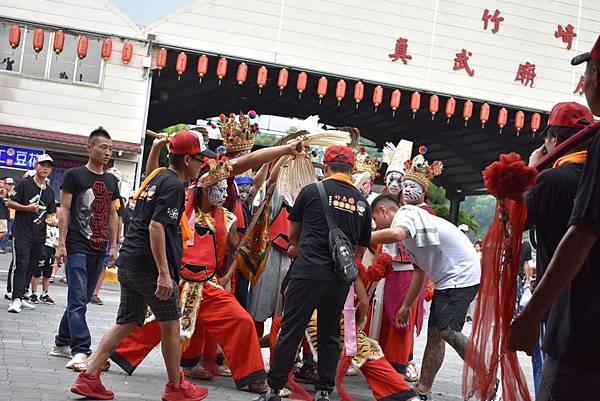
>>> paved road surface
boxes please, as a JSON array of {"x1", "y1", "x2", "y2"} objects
[{"x1": 0, "y1": 254, "x2": 535, "y2": 400}]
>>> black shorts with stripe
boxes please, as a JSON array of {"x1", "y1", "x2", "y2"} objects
[{"x1": 429, "y1": 284, "x2": 479, "y2": 332}]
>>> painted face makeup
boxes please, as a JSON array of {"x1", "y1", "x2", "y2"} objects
[
  {"x1": 208, "y1": 179, "x2": 228, "y2": 206},
  {"x1": 352, "y1": 172, "x2": 373, "y2": 197},
  {"x1": 402, "y1": 179, "x2": 424, "y2": 203},
  {"x1": 385, "y1": 172, "x2": 403, "y2": 195},
  {"x1": 237, "y1": 183, "x2": 252, "y2": 202}
]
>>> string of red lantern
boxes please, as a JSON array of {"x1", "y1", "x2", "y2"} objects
[
  {"x1": 216, "y1": 57, "x2": 228, "y2": 85},
  {"x1": 9, "y1": 25, "x2": 21, "y2": 49},
  {"x1": 317, "y1": 76, "x2": 328, "y2": 104},
  {"x1": 429, "y1": 95, "x2": 439, "y2": 120},
  {"x1": 498, "y1": 107, "x2": 508, "y2": 134},
  {"x1": 336, "y1": 79, "x2": 346, "y2": 106},
  {"x1": 297, "y1": 72, "x2": 307, "y2": 98},
  {"x1": 278, "y1": 68, "x2": 288, "y2": 95},
  {"x1": 445, "y1": 97, "x2": 456, "y2": 123},
  {"x1": 32, "y1": 28, "x2": 44, "y2": 57},
  {"x1": 354, "y1": 81, "x2": 364, "y2": 109},
  {"x1": 480, "y1": 103, "x2": 490, "y2": 128},
  {"x1": 77, "y1": 36, "x2": 88, "y2": 60},
  {"x1": 463, "y1": 100, "x2": 473, "y2": 126},
  {"x1": 515, "y1": 110, "x2": 525, "y2": 136},
  {"x1": 373, "y1": 85, "x2": 383, "y2": 112},
  {"x1": 411, "y1": 92, "x2": 420, "y2": 118},
  {"x1": 237, "y1": 62, "x2": 248, "y2": 85},
  {"x1": 197, "y1": 55, "x2": 208, "y2": 83},
  {"x1": 53, "y1": 30, "x2": 64, "y2": 56},
  {"x1": 176, "y1": 52, "x2": 187, "y2": 80},
  {"x1": 156, "y1": 47, "x2": 167, "y2": 75},
  {"x1": 257, "y1": 66, "x2": 268, "y2": 94},
  {"x1": 390, "y1": 89, "x2": 401, "y2": 116},
  {"x1": 122, "y1": 41, "x2": 133, "y2": 64},
  {"x1": 101, "y1": 38, "x2": 112, "y2": 61},
  {"x1": 531, "y1": 112, "x2": 541, "y2": 136}
]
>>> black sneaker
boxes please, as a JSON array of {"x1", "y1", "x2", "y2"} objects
[
  {"x1": 40, "y1": 293, "x2": 55, "y2": 305},
  {"x1": 29, "y1": 293, "x2": 39, "y2": 304},
  {"x1": 314, "y1": 390, "x2": 330, "y2": 401},
  {"x1": 253, "y1": 389, "x2": 281, "y2": 401}
]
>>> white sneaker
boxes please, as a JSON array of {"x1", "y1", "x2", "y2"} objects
[
  {"x1": 20, "y1": 299, "x2": 36, "y2": 310},
  {"x1": 66, "y1": 353, "x2": 88, "y2": 370},
  {"x1": 50, "y1": 344, "x2": 72, "y2": 359},
  {"x1": 345, "y1": 364, "x2": 359, "y2": 376},
  {"x1": 7, "y1": 298, "x2": 22, "y2": 313}
]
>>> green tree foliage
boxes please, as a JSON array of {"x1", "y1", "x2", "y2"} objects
[
  {"x1": 460, "y1": 194, "x2": 496, "y2": 239},
  {"x1": 427, "y1": 183, "x2": 480, "y2": 234}
]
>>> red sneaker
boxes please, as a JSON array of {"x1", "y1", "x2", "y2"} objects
[
  {"x1": 162, "y1": 372, "x2": 208, "y2": 401},
  {"x1": 71, "y1": 371, "x2": 114, "y2": 400}
]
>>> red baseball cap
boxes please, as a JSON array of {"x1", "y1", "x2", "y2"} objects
[
  {"x1": 571, "y1": 35, "x2": 600, "y2": 65},
  {"x1": 323, "y1": 145, "x2": 356, "y2": 166},
  {"x1": 538, "y1": 102, "x2": 593, "y2": 137},
  {"x1": 169, "y1": 130, "x2": 216, "y2": 158}
]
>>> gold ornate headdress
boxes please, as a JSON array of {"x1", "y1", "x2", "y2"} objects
[
  {"x1": 354, "y1": 147, "x2": 380, "y2": 180},
  {"x1": 218, "y1": 111, "x2": 258, "y2": 153},
  {"x1": 198, "y1": 158, "x2": 232, "y2": 187},
  {"x1": 403, "y1": 146, "x2": 443, "y2": 191}
]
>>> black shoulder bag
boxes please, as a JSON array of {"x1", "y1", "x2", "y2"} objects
[{"x1": 316, "y1": 181, "x2": 358, "y2": 284}]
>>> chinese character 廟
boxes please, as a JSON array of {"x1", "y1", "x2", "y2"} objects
[{"x1": 515, "y1": 62, "x2": 536, "y2": 87}]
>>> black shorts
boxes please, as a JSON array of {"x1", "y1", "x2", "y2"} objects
[
  {"x1": 34, "y1": 246, "x2": 55, "y2": 279},
  {"x1": 429, "y1": 284, "x2": 479, "y2": 332},
  {"x1": 115, "y1": 265, "x2": 180, "y2": 325}
]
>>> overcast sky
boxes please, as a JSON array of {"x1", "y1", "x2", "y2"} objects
[{"x1": 111, "y1": 0, "x2": 196, "y2": 26}]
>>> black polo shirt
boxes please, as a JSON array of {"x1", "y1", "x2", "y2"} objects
[{"x1": 288, "y1": 178, "x2": 372, "y2": 281}]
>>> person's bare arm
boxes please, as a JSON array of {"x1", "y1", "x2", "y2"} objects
[
  {"x1": 55, "y1": 191, "x2": 72, "y2": 266},
  {"x1": 354, "y1": 245, "x2": 367, "y2": 261},
  {"x1": 107, "y1": 202, "x2": 119, "y2": 264},
  {"x1": 370, "y1": 227, "x2": 409, "y2": 244},
  {"x1": 289, "y1": 220, "x2": 301, "y2": 249},
  {"x1": 149, "y1": 220, "x2": 173, "y2": 300},
  {"x1": 396, "y1": 267, "x2": 427, "y2": 326},
  {"x1": 146, "y1": 135, "x2": 170, "y2": 176},
  {"x1": 225, "y1": 224, "x2": 239, "y2": 254},
  {"x1": 6, "y1": 199, "x2": 38, "y2": 213},
  {"x1": 230, "y1": 141, "x2": 303, "y2": 176},
  {"x1": 354, "y1": 276, "x2": 369, "y2": 330}
]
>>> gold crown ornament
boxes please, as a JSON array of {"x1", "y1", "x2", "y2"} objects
[
  {"x1": 218, "y1": 110, "x2": 258, "y2": 153},
  {"x1": 403, "y1": 146, "x2": 443, "y2": 191},
  {"x1": 354, "y1": 147, "x2": 380, "y2": 180},
  {"x1": 198, "y1": 157, "x2": 233, "y2": 187}
]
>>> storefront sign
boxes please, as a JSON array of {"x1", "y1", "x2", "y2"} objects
[{"x1": 0, "y1": 145, "x2": 44, "y2": 170}]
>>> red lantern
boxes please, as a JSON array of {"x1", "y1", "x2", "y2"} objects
[
  {"x1": 480, "y1": 103, "x2": 490, "y2": 128},
  {"x1": 335, "y1": 80, "x2": 346, "y2": 106},
  {"x1": 297, "y1": 72, "x2": 307, "y2": 98},
  {"x1": 354, "y1": 81, "x2": 364, "y2": 109},
  {"x1": 373, "y1": 85, "x2": 383, "y2": 112},
  {"x1": 429, "y1": 95, "x2": 439, "y2": 120},
  {"x1": 410, "y1": 92, "x2": 421, "y2": 118},
  {"x1": 197, "y1": 54, "x2": 208, "y2": 83},
  {"x1": 498, "y1": 107, "x2": 508, "y2": 134},
  {"x1": 390, "y1": 89, "x2": 401, "y2": 116},
  {"x1": 515, "y1": 110, "x2": 525, "y2": 136},
  {"x1": 100, "y1": 38, "x2": 112, "y2": 61},
  {"x1": 257, "y1": 66, "x2": 268, "y2": 94},
  {"x1": 77, "y1": 36, "x2": 88, "y2": 60},
  {"x1": 32, "y1": 28, "x2": 44, "y2": 54},
  {"x1": 9, "y1": 25, "x2": 21, "y2": 49},
  {"x1": 156, "y1": 47, "x2": 167, "y2": 72},
  {"x1": 176, "y1": 52, "x2": 187, "y2": 80},
  {"x1": 463, "y1": 100, "x2": 473, "y2": 126},
  {"x1": 121, "y1": 41, "x2": 133, "y2": 64},
  {"x1": 278, "y1": 68, "x2": 288, "y2": 95},
  {"x1": 53, "y1": 30, "x2": 65, "y2": 55},
  {"x1": 445, "y1": 97, "x2": 456, "y2": 123},
  {"x1": 236, "y1": 62, "x2": 248, "y2": 85},
  {"x1": 217, "y1": 57, "x2": 228, "y2": 85},
  {"x1": 531, "y1": 112, "x2": 541, "y2": 136},
  {"x1": 317, "y1": 76, "x2": 328, "y2": 104}
]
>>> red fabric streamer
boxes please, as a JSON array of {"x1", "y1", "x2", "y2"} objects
[
  {"x1": 335, "y1": 354, "x2": 354, "y2": 401},
  {"x1": 463, "y1": 153, "x2": 536, "y2": 401}
]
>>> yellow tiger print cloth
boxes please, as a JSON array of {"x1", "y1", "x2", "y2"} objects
[{"x1": 304, "y1": 311, "x2": 383, "y2": 369}]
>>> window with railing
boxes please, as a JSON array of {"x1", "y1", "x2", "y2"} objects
[{"x1": 0, "y1": 22, "x2": 104, "y2": 86}]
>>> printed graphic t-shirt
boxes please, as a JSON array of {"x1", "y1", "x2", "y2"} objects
[
  {"x1": 288, "y1": 179, "x2": 372, "y2": 281},
  {"x1": 10, "y1": 177, "x2": 56, "y2": 242},
  {"x1": 61, "y1": 167, "x2": 120, "y2": 255},
  {"x1": 118, "y1": 169, "x2": 185, "y2": 280}
]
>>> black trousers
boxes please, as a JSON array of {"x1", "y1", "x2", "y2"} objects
[
  {"x1": 11, "y1": 238, "x2": 43, "y2": 300},
  {"x1": 268, "y1": 278, "x2": 350, "y2": 393}
]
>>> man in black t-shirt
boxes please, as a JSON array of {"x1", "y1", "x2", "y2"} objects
[
  {"x1": 52, "y1": 128, "x2": 121, "y2": 371},
  {"x1": 7, "y1": 155, "x2": 56, "y2": 313},
  {"x1": 523, "y1": 101, "x2": 594, "y2": 392},
  {"x1": 71, "y1": 130, "x2": 210, "y2": 401},
  {"x1": 262, "y1": 146, "x2": 372, "y2": 401},
  {"x1": 509, "y1": 36, "x2": 600, "y2": 401}
]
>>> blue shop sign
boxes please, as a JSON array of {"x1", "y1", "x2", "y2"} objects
[{"x1": 0, "y1": 145, "x2": 44, "y2": 170}]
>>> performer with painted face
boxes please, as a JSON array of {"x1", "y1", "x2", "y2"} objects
[
  {"x1": 352, "y1": 147, "x2": 380, "y2": 202},
  {"x1": 401, "y1": 147, "x2": 442, "y2": 213},
  {"x1": 382, "y1": 140, "x2": 413, "y2": 202}
]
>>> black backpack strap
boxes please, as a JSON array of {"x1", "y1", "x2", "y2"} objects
[{"x1": 316, "y1": 181, "x2": 338, "y2": 230}]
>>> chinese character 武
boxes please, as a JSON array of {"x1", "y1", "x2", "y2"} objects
[
  {"x1": 389, "y1": 37, "x2": 412, "y2": 64},
  {"x1": 15, "y1": 151, "x2": 28, "y2": 167},
  {"x1": 574, "y1": 75, "x2": 585, "y2": 95},
  {"x1": 453, "y1": 49, "x2": 475, "y2": 77},
  {"x1": 482, "y1": 9, "x2": 504, "y2": 33},
  {"x1": 555, "y1": 24, "x2": 577, "y2": 50},
  {"x1": 515, "y1": 62, "x2": 536, "y2": 87}
]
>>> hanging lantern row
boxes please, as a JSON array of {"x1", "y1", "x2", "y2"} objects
[{"x1": 6, "y1": 24, "x2": 134, "y2": 63}]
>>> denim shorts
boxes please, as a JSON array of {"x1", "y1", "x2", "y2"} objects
[{"x1": 115, "y1": 265, "x2": 180, "y2": 325}]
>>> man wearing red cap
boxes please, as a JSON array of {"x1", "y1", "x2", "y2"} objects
[
  {"x1": 70, "y1": 131, "x2": 210, "y2": 401},
  {"x1": 259, "y1": 145, "x2": 373, "y2": 401},
  {"x1": 509, "y1": 37, "x2": 600, "y2": 401},
  {"x1": 524, "y1": 102, "x2": 593, "y2": 393}
]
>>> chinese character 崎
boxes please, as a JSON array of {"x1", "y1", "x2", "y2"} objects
[{"x1": 555, "y1": 24, "x2": 577, "y2": 50}]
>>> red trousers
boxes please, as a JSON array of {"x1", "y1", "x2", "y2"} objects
[
  {"x1": 378, "y1": 300, "x2": 418, "y2": 374},
  {"x1": 111, "y1": 283, "x2": 266, "y2": 388},
  {"x1": 361, "y1": 357, "x2": 414, "y2": 400}
]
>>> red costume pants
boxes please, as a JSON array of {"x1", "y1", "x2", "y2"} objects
[
  {"x1": 111, "y1": 283, "x2": 266, "y2": 388},
  {"x1": 361, "y1": 357, "x2": 415, "y2": 400},
  {"x1": 378, "y1": 300, "x2": 418, "y2": 374}
]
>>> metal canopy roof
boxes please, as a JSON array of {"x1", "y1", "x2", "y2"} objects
[{"x1": 147, "y1": 50, "x2": 548, "y2": 197}]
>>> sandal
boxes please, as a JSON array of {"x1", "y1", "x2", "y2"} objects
[
  {"x1": 279, "y1": 388, "x2": 292, "y2": 398},
  {"x1": 248, "y1": 378, "x2": 268, "y2": 394},
  {"x1": 184, "y1": 365, "x2": 214, "y2": 381},
  {"x1": 404, "y1": 360, "x2": 419, "y2": 382}
]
